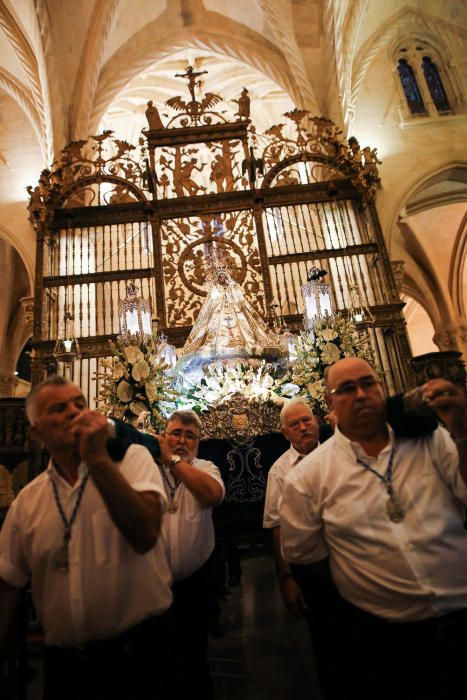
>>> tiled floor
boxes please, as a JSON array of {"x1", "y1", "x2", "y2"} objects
[
  {"x1": 23, "y1": 550, "x2": 322, "y2": 700},
  {"x1": 210, "y1": 551, "x2": 323, "y2": 700}
]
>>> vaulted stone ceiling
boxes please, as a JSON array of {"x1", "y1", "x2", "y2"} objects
[{"x1": 0, "y1": 0, "x2": 466, "y2": 379}]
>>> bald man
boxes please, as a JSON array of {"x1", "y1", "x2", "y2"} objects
[{"x1": 280, "y1": 358, "x2": 467, "y2": 700}]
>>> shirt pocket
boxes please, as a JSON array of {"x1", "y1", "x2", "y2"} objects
[
  {"x1": 325, "y1": 499, "x2": 384, "y2": 555},
  {"x1": 92, "y1": 508, "x2": 134, "y2": 566}
]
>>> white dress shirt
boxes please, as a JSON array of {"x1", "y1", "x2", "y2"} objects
[
  {"x1": 161, "y1": 457, "x2": 225, "y2": 581},
  {"x1": 280, "y1": 425, "x2": 467, "y2": 622},
  {"x1": 263, "y1": 445, "x2": 303, "y2": 529},
  {"x1": 0, "y1": 444, "x2": 173, "y2": 647}
]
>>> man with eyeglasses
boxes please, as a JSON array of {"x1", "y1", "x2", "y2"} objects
[
  {"x1": 280, "y1": 357, "x2": 467, "y2": 700},
  {"x1": 155, "y1": 410, "x2": 225, "y2": 700}
]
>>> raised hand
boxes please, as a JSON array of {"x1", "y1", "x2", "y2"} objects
[{"x1": 421, "y1": 379, "x2": 467, "y2": 439}]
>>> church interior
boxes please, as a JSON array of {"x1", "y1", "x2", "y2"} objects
[
  {"x1": 0, "y1": 0, "x2": 465, "y2": 400},
  {"x1": 0, "y1": 0, "x2": 466, "y2": 697}
]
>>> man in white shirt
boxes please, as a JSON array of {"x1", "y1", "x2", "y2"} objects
[
  {"x1": 0, "y1": 375, "x2": 173, "y2": 700},
  {"x1": 155, "y1": 410, "x2": 225, "y2": 700},
  {"x1": 264, "y1": 398, "x2": 319, "y2": 614},
  {"x1": 264, "y1": 398, "x2": 348, "y2": 699},
  {"x1": 280, "y1": 357, "x2": 467, "y2": 700}
]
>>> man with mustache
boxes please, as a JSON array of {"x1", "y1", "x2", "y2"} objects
[
  {"x1": 280, "y1": 358, "x2": 467, "y2": 700},
  {"x1": 155, "y1": 410, "x2": 225, "y2": 700},
  {"x1": 264, "y1": 397, "x2": 346, "y2": 698},
  {"x1": 264, "y1": 398, "x2": 320, "y2": 615}
]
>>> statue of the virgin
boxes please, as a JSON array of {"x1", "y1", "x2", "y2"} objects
[{"x1": 176, "y1": 255, "x2": 286, "y2": 383}]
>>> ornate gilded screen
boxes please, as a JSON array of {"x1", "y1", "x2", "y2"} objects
[{"x1": 29, "y1": 86, "x2": 412, "y2": 404}]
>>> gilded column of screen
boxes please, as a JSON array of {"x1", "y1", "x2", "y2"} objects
[
  {"x1": 253, "y1": 201, "x2": 273, "y2": 309},
  {"x1": 333, "y1": 204, "x2": 366, "y2": 307},
  {"x1": 319, "y1": 205, "x2": 346, "y2": 305},
  {"x1": 288, "y1": 205, "x2": 303, "y2": 253},
  {"x1": 137, "y1": 221, "x2": 144, "y2": 269},
  {"x1": 300, "y1": 203, "x2": 318, "y2": 251}
]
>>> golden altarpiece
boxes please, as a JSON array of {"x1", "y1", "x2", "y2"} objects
[{"x1": 28, "y1": 77, "x2": 411, "y2": 415}]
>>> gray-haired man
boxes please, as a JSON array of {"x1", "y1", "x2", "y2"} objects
[
  {"x1": 264, "y1": 397, "x2": 320, "y2": 614},
  {"x1": 0, "y1": 375, "x2": 173, "y2": 699},
  {"x1": 155, "y1": 410, "x2": 225, "y2": 700}
]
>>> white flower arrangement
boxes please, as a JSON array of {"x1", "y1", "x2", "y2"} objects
[
  {"x1": 292, "y1": 313, "x2": 375, "y2": 413},
  {"x1": 182, "y1": 361, "x2": 297, "y2": 413},
  {"x1": 97, "y1": 334, "x2": 178, "y2": 431}
]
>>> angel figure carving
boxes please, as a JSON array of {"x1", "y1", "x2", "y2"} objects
[{"x1": 166, "y1": 92, "x2": 222, "y2": 120}]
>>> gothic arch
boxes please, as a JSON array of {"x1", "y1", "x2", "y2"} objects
[
  {"x1": 396, "y1": 217, "x2": 455, "y2": 330},
  {"x1": 90, "y1": 23, "x2": 307, "y2": 137},
  {"x1": 70, "y1": 0, "x2": 120, "y2": 141},
  {"x1": 402, "y1": 272, "x2": 442, "y2": 331},
  {"x1": 0, "y1": 234, "x2": 33, "y2": 376},
  {"x1": 386, "y1": 161, "x2": 467, "y2": 253},
  {"x1": 0, "y1": 0, "x2": 52, "y2": 158},
  {"x1": 0, "y1": 223, "x2": 34, "y2": 292},
  {"x1": 0, "y1": 68, "x2": 45, "y2": 159},
  {"x1": 449, "y1": 210, "x2": 467, "y2": 318}
]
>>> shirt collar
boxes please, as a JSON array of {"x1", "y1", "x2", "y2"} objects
[
  {"x1": 47, "y1": 458, "x2": 88, "y2": 488},
  {"x1": 334, "y1": 423, "x2": 395, "y2": 462},
  {"x1": 289, "y1": 444, "x2": 308, "y2": 465}
]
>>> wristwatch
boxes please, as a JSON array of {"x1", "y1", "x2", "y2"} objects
[{"x1": 168, "y1": 454, "x2": 181, "y2": 469}]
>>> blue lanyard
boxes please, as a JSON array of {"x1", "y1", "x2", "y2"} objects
[{"x1": 356, "y1": 444, "x2": 397, "y2": 497}]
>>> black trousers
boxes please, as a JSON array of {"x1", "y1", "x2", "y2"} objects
[
  {"x1": 339, "y1": 603, "x2": 467, "y2": 700},
  {"x1": 43, "y1": 609, "x2": 174, "y2": 700},
  {"x1": 171, "y1": 556, "x2": 215, "y2": 700},
  {"x1": 292, "y1": 562, "x2": 352, "y2": 699},
  {"x1": 293, "y1": 563, "x2": 467, "y2": 700}
]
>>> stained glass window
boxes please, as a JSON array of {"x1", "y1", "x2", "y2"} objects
[
  {"x1": 397, "y1": 59, "x2": 426, "y2": 115},
  {"x1": 422, "y1": 56, "x2": 450, "y2": 112}
]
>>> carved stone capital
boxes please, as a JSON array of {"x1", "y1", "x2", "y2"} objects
[
  {"x1": 433, "y1": 328, "x2": 458, "y2": 351},
  {"x1": 20, "y1": 296, "x2": 35, "y2": 328},
  {"x1": 0, "y1": 372, "x2": 19, "y2": 398},
  {"x1": 457, "y1": 324, "x2": 467, "y2": 343},
  {"x1": 390, "y1": 260, "x2": 405, "y2": 295}
]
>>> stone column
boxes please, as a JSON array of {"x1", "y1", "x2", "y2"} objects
[{"x1": 390, "y1": 260, "x2": 405, "y2": 297}]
